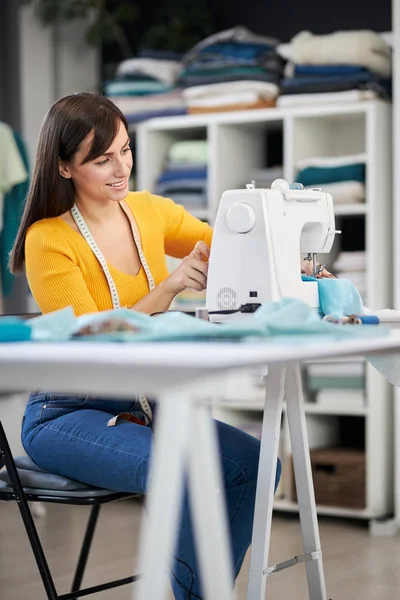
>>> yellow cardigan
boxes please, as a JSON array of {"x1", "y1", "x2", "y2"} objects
[{"x1": 25, "y1": 191, "x2": 213, "y2": 316}]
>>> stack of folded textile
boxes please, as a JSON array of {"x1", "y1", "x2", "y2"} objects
[
  {"x1": 296, "y1": 154, "x2": 366, "y2": 205},
  {"x1": 155, "y1": 140, "x2": 208, "y2": 211},
  {"x1": 105, "y1": 50, "x2": 186, "y2": 125},
  {"x1": 306, "y1": 359, "x2": 366, "y2": 411},
  {"x1": 277, "y1": 30, "x2": 392, "y2": 107},
  {"x1": 332, "y1": 251, "x2": 367, "y2": 303},
  {"x1": 180, "y1": 26, "x2": 284, "y2": 113}
]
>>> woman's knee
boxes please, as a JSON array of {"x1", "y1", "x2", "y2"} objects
[{"x1": 216, "y1": 420, "x2": 281, "y2": 492}]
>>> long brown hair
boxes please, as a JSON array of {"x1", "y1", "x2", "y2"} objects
[{"x1": 9, "y1": 92, "x2": 129, "y2": 273}]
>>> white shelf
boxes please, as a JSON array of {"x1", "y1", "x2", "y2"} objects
[
  {"x1": 136, "y1": 99, "x2": 393, "y2": 520},
  {"x1": 334, "y1": 204, "x2": 368, "y2": 216},
  {"x1": 274, "y1": 499, "x2": 372, "y2": 519},
  {"x1": 214, "y1": 400, "x2": 368, "y2": 416}
]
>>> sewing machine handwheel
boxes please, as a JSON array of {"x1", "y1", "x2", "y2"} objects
[{"x1": 226, "y1": 203, "x2": 256, "y2": 233}]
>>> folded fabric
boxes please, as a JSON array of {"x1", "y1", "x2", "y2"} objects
[
  {"x1": 0, "y1": 455, "x2": 90, "y2": 490},
  {"x1": 306, "y1": 181, "x2": 365, "y2": 205},
  {"x1": 297, "y1": 154, "x2": 366, "y2": 170},
  {"x1": 291, "y1": 30, "x2": 391, "y2": 77},
  {"x1": 155, "y1": 180, "x2": 207, "y2": 195},
  {"x1": 123, "y1": 107, "x2": 187, "y2": 125},
  {"x1": 167, "y1": 140, "x2": 208, "y2": 165},
  {"x1": 183, "y1": 26, "x2": 279, "y2": 65},
  {"x1": 276, "y1": 89, "x2": 377, "y2": 107},
  {"x1": 104, "y1": 79, "x2": 173, "y2": 97},
  {"x1": 157, "y1": 167, "x2": 207, "y2": 184},
  {"x1": 296, "y1": 164, "x2": 366, "y2": 186},
  {"x1": 117, "y1": 57, "x2": 181, "y2": 85},
  {"x1": 185, "y1": 90, "x2": 261, "y2": 107},
  {"x1": 181, "y1": 71, "x2": 281, "y2": 88},
  {"x1": 110, "y1": 91, "x2": 185, "y2": 115},
  {"x1": 188, "y1": 98, "x2": 275, "y2": 113},
  {"x1": 280, "y1": 74, "x2": 391, "y2": 98},
  {"x1": 182, "y1": 80, "x2": 280, "y2": 102},
  {"x1": 293, "y1": 64, "x2": 374, "y2": 78},
  {"x1": 302, "y1": 276, "x2": 364, "y2": 318},
  {"x1": 333, "y1": 251, "x2": 366, "y2": 272}
]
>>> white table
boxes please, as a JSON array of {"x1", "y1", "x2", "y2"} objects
[{"x1": 1, "y1": 330, "x2": 400, "y2": 600}]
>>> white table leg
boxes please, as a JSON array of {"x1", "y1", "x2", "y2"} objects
[
  {"x1": 188, "y1": 402, "x2": 235, "y2": 600},
  {"x1": 135, "y1": 387, "x2": 193, "y2": 600},
  {"x1": 285, "y1": 363, "x2": 327, "y2": 600},
  {"x1": 247, "y1": 365, "x2": 286, "y2": 600}
]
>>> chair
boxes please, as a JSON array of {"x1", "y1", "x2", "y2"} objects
[{"x1": 0, "y1": 419, "x2": 141, "y2": 600}]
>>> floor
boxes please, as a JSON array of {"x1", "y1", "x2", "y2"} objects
[{"x1": 1, "y1": 498, "x2": 400, "y2": 600}]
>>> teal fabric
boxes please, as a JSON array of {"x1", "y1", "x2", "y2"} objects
[
  {"x1": 0, "y1": 131, "x2": 29, "y2": 296},
  {"x1": 302, "y1": 276, "x2": 364, "y2": 318},
  {"x1": 296, "y1": 163, "x2": 365, "y2": 186}
]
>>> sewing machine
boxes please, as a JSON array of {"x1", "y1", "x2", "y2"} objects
[{"x1": 206, "y1": 179, "x2": 337, "y2": 322}]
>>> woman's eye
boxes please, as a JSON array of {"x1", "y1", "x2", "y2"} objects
[
  {"x1": 122, "y1": 147, "x2": 131, "y2": 154},
  {"x1": 96, "y1": 158, "x2": 110, "y2": 166}
]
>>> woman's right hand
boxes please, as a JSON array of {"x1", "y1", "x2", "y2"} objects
[{"x1": 163, "y1": 241, "x2": 210, "y2": 297}]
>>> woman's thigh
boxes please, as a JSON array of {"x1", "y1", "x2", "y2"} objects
[{"x1": 23, "y1": 408, "x2": 153, "y2": 494}]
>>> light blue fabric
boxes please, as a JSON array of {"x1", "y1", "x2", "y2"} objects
[
  {"x1": 24, "y1": 298, "x2": 382, "y2": 344},
  {"x1": 302, "y1": 276, "x2": 364, "y2": 318}
]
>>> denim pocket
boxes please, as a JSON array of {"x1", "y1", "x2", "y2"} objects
[
  {"x1": 40, "y1": 395, "x2": 92, "y2": 424},
  {"x1": 45, "y1": 395, "x2": 91, "y2": 409}
]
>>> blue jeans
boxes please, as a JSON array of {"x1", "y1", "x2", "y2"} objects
[{"x1": 22, "y1": 392, "x2": 281, "y2": 599}]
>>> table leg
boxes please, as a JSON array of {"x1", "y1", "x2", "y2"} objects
[
  {"x1": 135, "y1": 387, "x2": 193, "y2": 600},
  {"x1": 188, "y1": 402, "x2": 235, "y2": 600},
  {"x1": 247, "y1": 365, "x2": 286, "y2": 600},
  {"x1": 285, "y1": 363, "x2": 327, "y2": 600}
]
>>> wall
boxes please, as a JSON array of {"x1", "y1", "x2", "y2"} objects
[{"x1": 19, "y1": 5, "x2": 100, "y2": 162}]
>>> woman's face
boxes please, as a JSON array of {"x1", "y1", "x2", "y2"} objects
[{"x1": 59, "y1": 120, "x2": 133, "y2": 204}]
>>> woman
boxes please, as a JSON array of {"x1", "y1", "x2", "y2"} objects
[{"x1": 9, "y1": 92, "x2": 281, "y2": 599}]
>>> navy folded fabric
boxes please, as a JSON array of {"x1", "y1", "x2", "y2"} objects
[{"x1": 293, "y1": 64, "x2": 372, "y2": 77}]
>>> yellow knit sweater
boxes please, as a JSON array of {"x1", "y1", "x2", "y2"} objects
[{"x1": 25, "y1": 191, "x2": 213, "y2": 316}]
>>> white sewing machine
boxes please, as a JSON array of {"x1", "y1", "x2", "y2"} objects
[{"x1": 206, "y1": 179, "x2": 337, "y2": 322}]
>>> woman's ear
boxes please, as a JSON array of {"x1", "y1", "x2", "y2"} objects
[{"x1": 59, "y1": 160, "x2": 72, "y2": 179}]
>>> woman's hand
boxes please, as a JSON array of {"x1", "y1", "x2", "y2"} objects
[
  {"x1": 301, "y1": 259, "x2": 336, "y2": 279},
  {"x1": 163, "y1": 241, "x2": 210, "y2": 296}
]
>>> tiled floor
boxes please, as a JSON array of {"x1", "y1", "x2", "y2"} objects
[{"x1": 1, "y1": 498, "x2": 400, "y2": 599}]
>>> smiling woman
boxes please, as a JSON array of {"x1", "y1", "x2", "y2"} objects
[
  {"x1": 9, "y1": 92, "x2": 213, "y2": 316},
  {"x1": 8, "y1": 91, "x2": 280, "y2": 600}
]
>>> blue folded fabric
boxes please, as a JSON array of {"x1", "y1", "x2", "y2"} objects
[
  {"x1": 294, "y1": 64, "x2": 372, "y2": 77},
  {"x1": 302, "y1": 276, "x2": 363, "y2": 318},
  {"x1": 124, "y1": 107, "x2": 187, "y2": 125},
  {"x1": 157, "y1": 167, "x2": 208, "y2": 184}
]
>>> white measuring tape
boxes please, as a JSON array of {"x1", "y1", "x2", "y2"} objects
[{"x1": 71, "y1": 202, "x2": 155, "y2": 422}]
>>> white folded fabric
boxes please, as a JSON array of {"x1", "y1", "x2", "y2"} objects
[
  {"x1": 306, "y1": 181, "x2": 365, "y2": 204},
  {"x1": 185, "y1": 91, "x2": 262, "y2": 107},
  {"x1": 277, "y1": 89, "x2": 377, "y2": 107},
  {"x1": 333, "y1": 251, "x2": 366, "y2": 272},
  {"x1": 110, "y1": 92, "x2": 185, "y2": 114},
  {"x1": 182, "y1": 80, "x2": 279, "y2": 102},
  {"x1": 291, "y1": 30, "x2": 391, "y2": 77},
  {"x1": 117, "y1": 58, "x2": 181, "y2": 85}
]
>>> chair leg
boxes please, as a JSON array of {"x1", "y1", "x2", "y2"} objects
[
  {"x1": 0, "y1": 421, "x2": 59, "y2": 600},
  {"x1": 70, "y1": 504, "x2": 101, "y2": 595}
]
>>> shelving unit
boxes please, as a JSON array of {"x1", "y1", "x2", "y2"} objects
[{"x1": 136, "y1": 100, "x2": 393, "y2": 521}]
